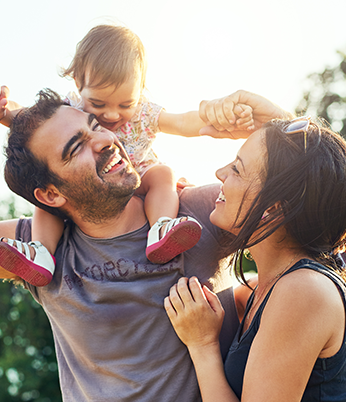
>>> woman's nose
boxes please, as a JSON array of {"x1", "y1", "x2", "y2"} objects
[{"x1": 216, "y1": 165, "x2": 227, "y2": 182}]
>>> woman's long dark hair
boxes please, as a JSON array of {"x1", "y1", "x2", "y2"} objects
[{"x1": 229, "y1": 119, "x2": 346, "y2": 284}]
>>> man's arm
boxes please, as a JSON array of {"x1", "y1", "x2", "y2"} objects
[
  {"x1": 199, "y1": 90, "x2": 295, "y2": 137},
  {"x1": 0, "y1": 86, "x2": 23, "y2": 127},
  {"x1": 0, "y1": 219, "x2": 20, "y2": 279}
]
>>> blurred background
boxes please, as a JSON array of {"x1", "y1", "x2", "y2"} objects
[{"x1": 1, "y1": 0, "x2": 346, "y2": 400}]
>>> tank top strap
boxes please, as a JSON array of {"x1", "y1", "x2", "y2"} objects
[{"x1": 252, "y1": 258, "x2": 346, "y2": 323}]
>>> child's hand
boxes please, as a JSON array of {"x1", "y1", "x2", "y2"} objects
[
  {"x1": 199, "y1": 90, "x2": 294, "y2": 139},
  {"x1": 198, "y1": 101, "x2": 254, "y2": 140},
  {"x1": 0, "y1": 85, "x2": 9, "y2": 122},
  {"x1": 0, "y1": 86, "x2": 23, "y2": 128},
  {"x1": 176, "y1": 177, "x2": 195, "y2": 192}
]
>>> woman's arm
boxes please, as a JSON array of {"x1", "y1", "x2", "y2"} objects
[
  {"x1": 165, "y1": 270, "x2": 342, "y2": 401},
  {"x1": 165, "y1": 277, "x2": 240, "y2": 402}
]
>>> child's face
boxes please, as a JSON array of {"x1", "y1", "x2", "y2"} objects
[{"x1": 79, "y1": 74, "x2": 142, "y2": 132}]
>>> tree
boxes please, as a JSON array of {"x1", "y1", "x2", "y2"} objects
[
  {"x1": 295, "y1": 51, "x2": 346, "y2": 139},
  {"x1": 0, "y1": 197, "x2": 61, "y2": 402}
]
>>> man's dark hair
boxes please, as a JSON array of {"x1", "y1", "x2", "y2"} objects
[{"x1": 5, "y1": 89, "x2": 68, "y2": 219}]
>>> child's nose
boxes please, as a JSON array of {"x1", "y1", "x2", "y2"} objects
[{"x1": 103, "y1": 109, "x2": 120, "y2": 121}]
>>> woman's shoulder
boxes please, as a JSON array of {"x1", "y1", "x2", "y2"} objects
[{"x1": 273, "y1": 263, "x2": 342, "y2": 306}]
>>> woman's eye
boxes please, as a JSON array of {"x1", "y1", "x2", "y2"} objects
[{"x1": 231, "y1": 164, "x2": 240, "y2": 174}]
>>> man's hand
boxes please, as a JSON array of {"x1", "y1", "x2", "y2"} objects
[{"x1": 199, "y1": 90, "x2": 295, "y2": 138}]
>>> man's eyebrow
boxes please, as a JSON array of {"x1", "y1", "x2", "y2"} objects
[
  {"x1": 61, "y1": 114, "x2": 98, "y2": 161},
  {"x1": 61, "y1": 132, "x2": 83, "y2": 161},
  {"x1": 88, "y1": 113, "x2": 97, "y2": 126}
]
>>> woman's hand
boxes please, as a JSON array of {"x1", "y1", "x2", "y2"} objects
[{"x1": 164, "y1": 276, "x2": 225, "y2": 350}]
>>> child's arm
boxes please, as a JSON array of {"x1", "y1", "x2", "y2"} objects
[
  {"x1": 0, "y1": 85, "x2": 23, "y2": 127},
  {"x1": 158, "y1": 103, "x2": 254, "y2": 140},
  {"x1": 32, "y1": 207, "x2": 64, "y2": 255}
]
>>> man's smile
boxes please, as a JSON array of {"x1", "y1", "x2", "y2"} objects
[{"x1": 101, "y1": 146, "x2": 126, "y2": 174}]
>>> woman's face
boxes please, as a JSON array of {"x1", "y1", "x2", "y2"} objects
[{"x1": 210, "y1": 129, "x2": 266, "y2": 234}]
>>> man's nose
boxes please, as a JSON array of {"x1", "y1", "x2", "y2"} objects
[{"x1": 91, "y1": 131, "x2": 115, "y2": 153}]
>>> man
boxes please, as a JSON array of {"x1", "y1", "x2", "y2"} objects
[{"x1": 0, "y1": 89, "x2": 241, "y2": 402}]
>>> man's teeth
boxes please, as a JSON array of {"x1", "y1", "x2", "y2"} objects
[
  {"x1": 218, "y1": 191, "x2": 226, "y2": 202},
  {"x1": 102, "y1": 153, "x2": 122, "y2": 174}
]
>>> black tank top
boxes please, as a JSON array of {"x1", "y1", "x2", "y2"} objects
[{"x1": 224, "y1": 259, "x2": 346, "y2": 401}]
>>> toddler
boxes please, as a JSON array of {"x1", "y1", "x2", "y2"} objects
[{"x1": 0, "y1": 25, "x2": 254, "y2": 286}]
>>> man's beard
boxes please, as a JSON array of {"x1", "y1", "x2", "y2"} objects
[{"x1": 59, "y1": 162, "x2": 140, "y2": 224}]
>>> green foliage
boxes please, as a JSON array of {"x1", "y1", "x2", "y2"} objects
[
  {"x1": 0, "y1": 196, "x2": 61, "y2": 402},
  {"x1": 295, "y1": 51, "x2": 346, "y2": 139}
]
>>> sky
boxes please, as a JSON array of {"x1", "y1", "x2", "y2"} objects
[{"x1": 1, "y1": 0, "x2": 346, "y2": 215}]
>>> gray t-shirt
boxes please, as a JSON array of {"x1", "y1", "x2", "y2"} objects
[{"x1": 17, "y1": 184, "x2": 239, "y2": 402}]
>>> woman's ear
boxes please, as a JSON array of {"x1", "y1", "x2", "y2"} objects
[
  {"x1": 261, "y1": 202, "x2": 283, "y2": 221},
  {"x1": 34, "y1": 185, "x2": 67, "y2": 208}
]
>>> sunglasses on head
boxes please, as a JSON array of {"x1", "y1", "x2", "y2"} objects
[{"x1": 283, "y1": 116, "x2": 312, "y2": 153}]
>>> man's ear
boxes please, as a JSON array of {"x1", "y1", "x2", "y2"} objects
[{"x1": 34, "y1": 185, "x2": 67, "y2": 208}]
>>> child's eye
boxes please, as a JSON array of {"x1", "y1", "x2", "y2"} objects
[
  {"x1": 120, "y1": 104, "x2": 132, "y2": 109},
  {"x1": 91, "y1": 103, "x2": 105, "y2": 109}
]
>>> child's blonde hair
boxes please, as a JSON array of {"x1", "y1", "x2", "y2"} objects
[{"x1": 62, "y1": 25, "x2": 147, "y2": 92}]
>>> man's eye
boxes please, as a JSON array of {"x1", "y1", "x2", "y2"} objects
[
  {"x1": 92, "y1": 121, "x2": 102, "y2": 131},
  {"x1": 70, "y1": 143, "x2": 81, "y2": 157}
]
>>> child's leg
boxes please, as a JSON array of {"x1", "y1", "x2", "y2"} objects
[
  {"x1": 0, "y1": 207, "x2": 62, "y2": 286},
  {"x1": 137, "y1": 165, "x2": 202, "y2": 264},
  {"x1": 137, "y1": 164, "x2": 179, "y2": 227},
  {"x1": 33, "y1": 207, "x2": 64, "y2": 255}
]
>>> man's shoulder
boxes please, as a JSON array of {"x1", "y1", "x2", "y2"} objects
[{"x1": 178, "y1": 183, "x2": 219, "y2": 219}]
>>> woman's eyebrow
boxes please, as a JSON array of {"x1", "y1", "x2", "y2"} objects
[{"x1": 236, "y1": 155, "x2": 245, "y2": 173}]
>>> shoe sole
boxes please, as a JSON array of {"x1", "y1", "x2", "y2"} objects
[
  {"x1": 146, "y1": 220, "x2": 202, "y2": 264},
  {"x1": 0, "y1": 242, "x2": 53, "y2": 286}
]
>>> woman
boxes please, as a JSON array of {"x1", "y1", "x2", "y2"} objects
[{"x1": 164, "y1": 116, "x2": 346, "y2": 401}]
